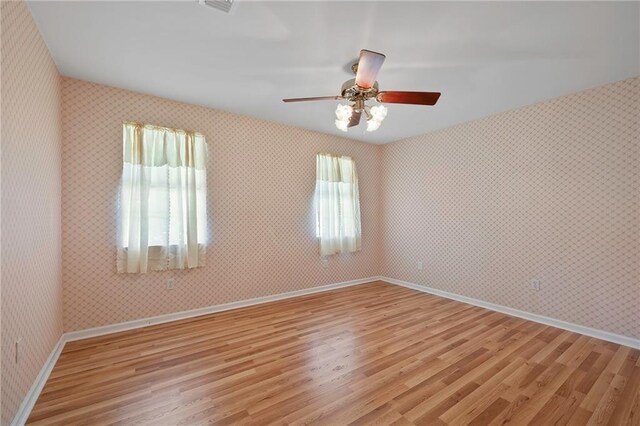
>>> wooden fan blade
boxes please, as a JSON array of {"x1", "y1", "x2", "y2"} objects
[
  {"x1": 283, "y1": 96, "x2": 343, "y2": 103},
  {"x1": 377, "y1": 91, "x2": 441, "y2": 106},
  {"x1": 348, "y1": 110, "x2": 362, "y2": 128},
  {"x1": 355, "y1": 49, "x2": 386, "y2": 89}
]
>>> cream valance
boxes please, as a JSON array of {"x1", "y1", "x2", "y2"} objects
[
  {"x1": 123, "y1": 122, "x2": 207, "y2": 170},
  {"x1": 315, "y1": 152, "x2": 358, "y2": 183}
]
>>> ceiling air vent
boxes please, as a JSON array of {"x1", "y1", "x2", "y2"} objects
[{"x1": 199, "y1": 0, "x2": 234, "y2": 14}]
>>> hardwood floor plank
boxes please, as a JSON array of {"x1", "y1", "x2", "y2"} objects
[
  {"x1": 587, "y1": 374, "x2": 628, "y2": 425},
  {"x1": 466, "y1": 397, "x2": 510, "y2": 426},
  {"x1": 27, "y1": 281, "x2": 639, "y2": 425},
  {"x1": 606, "y1": 365, "x2": 640, "y2": 425}
]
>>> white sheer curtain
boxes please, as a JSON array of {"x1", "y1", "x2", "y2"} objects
[
  {"x1": 117, "y1": 122, "x2": 207, "y2": 273},
  {"x1": 315, "y1": 153, "x2": 361, "y2": 256}
]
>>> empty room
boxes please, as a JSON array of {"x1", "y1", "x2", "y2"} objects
[{"x1": 1, "y1": 1, "x2": 639, "y2": 425}]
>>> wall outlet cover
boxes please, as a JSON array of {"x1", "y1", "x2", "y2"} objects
[{"x1": 166, "y1": 278, "x2": 175, "y2": 290}]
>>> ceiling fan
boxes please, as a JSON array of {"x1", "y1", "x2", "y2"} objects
[{"x1": 283, "y1": 49, "x2": 441, "y2": 132}]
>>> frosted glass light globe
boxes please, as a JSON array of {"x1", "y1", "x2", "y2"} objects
[
  {"x1": 370, "y1": 104, "x2": 388, "y2": 121},
  {"x1": 335, "y1": 104, "x2": 353, "y2": 121},
  {"x1": 335, "y1": 119, "x2": 349, "y2": 132},
  {"x1": 366, "y1": 119, "x2": 381, "y2": 132}
]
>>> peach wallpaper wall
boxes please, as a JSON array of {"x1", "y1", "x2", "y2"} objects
[
  {"x1": 381, "y1": 76, "x2": 639, "y2": 340},
  {"x1": 61, "y1": 78, "x2": 382, "y2": 332},
  {"x1": 2, "y1": 3, "x2": 638, "y2": 421},
  {"x1": 1, "y1": 2, "x2": 64, "y2": 424}
]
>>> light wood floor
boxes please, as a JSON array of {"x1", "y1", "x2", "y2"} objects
[{"x1": 29, "y1": 281, "x2": 639, "y2": 425}]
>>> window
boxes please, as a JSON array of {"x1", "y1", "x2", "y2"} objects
[
  {"x1": 118, "y1": 122, "x2": 207, "y2": 273},
  {"x1": 315, "y1": 153, "x2": 361, "y2": 256}
]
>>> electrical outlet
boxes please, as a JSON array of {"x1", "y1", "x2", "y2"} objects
[
  {"x1": 166, "y1": 278, "x2": 175, "y2": 290},
  {"x1": 417, "y1": 261, "x2": 424, "y2": 271},
  {"x1": 321, "y1": 258, "x2": 329, "y2": 268},
  {"x1": 15, "y1": 338, "x2": 22, "y2": 364},
  {"x1": 529, "y1": 280, "x2": 541, "y2": 291}
]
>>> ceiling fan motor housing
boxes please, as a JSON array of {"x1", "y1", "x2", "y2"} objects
[{"x1": 341, "y1": 78, "x2": 379, "y2": 105}]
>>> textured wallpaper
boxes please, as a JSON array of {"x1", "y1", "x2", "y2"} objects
[
  {"x1": 61, "y1": 78, "x2": 382, "y2": 332},
  {"x1": 381, "y1": 76, "x2": 639, "y2": 339},
  {"x1": 2, "y1": 4, "x2": 638, "y2": 422},
  {"x1": 1, "y1": 2, "x2": 64, "y2": 424}
]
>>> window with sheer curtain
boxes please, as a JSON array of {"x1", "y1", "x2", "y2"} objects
[
  {"x1": 315, "y1": 153, "x2": 362, "y2": 256},
  {"x1": 118, "y1": 122, "x2": 207, "y2": 273}
]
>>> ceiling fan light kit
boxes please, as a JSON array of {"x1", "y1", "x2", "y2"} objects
[
  {"x1": 283, "y1": 49, "x2": 441, "y2": 133},
  {"x1": 335, "y1": 103, "x2": 387, "y2": 133}
]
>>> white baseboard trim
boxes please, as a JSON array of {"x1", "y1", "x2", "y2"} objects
[
  {"x1": 65, "y1": 276, "x2": 381, "y2": 342},
  {"x1": 11, "y1": 335, "x2": 66, "y2": 426},
  {"x1": 381, "y1": 276, "x2": 640, "y2": 350}
]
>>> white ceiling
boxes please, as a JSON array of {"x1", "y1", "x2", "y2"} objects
[{"x1": 29, "y1": 1, "x2": 639, "y2": 144}]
